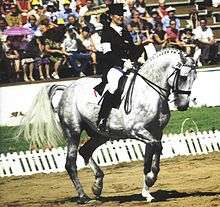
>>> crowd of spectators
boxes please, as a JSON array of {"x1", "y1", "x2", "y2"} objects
[{"x1": 0, "y1": 0, "x2": 219, "y2": 84}]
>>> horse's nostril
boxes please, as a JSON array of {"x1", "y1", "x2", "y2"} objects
[{"x1": 177, "y1": 104, "x2": 189, "y2": 111}]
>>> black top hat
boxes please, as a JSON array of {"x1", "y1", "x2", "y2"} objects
[{"x1": 109, "y1": 3, "x2": 126, "y2": 16}]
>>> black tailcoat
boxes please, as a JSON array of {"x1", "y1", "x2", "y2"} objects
[{"x1": 100, "y1": 25, "x2": 144, "y2": 83}]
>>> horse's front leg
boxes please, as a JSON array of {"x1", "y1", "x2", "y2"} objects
[
  {"x1": 133, "y1": 126, "x2": 162, "y2": 202},
  {"x1": 142, "y1": 141, "x2": 162, "y2": 202}
]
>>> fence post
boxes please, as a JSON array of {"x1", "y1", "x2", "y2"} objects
[{"x1": 0, "y1": 153, "x2": 12, "y2": 176}]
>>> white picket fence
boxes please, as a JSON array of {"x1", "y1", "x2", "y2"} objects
[{"x1": 1, "y1": 130, "x2": 220, "y2": 177}]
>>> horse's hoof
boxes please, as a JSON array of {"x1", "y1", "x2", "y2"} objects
[
  {"x1": 142, "y1": 188, "x2": 155, "y2": 203},
  {"x1": 146, "y1": 196, "x2": 155, "y2": 203},
  {"x1": 92, "y1": 182, "x2": 103, "y2": 197},
  {"x1": 77, "y1": 195, "x2": 92, "y2": 204}
]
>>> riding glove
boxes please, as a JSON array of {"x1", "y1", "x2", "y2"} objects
[{"x1": 123, "y1": 59, "x2": 133, "y2": 72}]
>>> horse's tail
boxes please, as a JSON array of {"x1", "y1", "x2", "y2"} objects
[{"x1": 16, "y1": 84, "x2": 67, "y2": 149}]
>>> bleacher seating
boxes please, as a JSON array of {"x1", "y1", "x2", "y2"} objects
[
  {"x1": 102, "y1": 0, "x2": 220, "y2": 59},
  {"x1": 144, "y1": 0, "x2": 220, "y2": 57}
]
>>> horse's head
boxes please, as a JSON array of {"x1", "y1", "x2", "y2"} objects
[{"x1": 168, "y1": 53, "x2": 197, "y2": 111}]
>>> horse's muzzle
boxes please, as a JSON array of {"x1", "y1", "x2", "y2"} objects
[{"x1": 177, "y1": 104, "x2": 189, "y2": 111}]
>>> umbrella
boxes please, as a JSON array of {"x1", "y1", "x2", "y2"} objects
[{"x1": 3, "y1": 26, "x2": 33, "y2": 36}]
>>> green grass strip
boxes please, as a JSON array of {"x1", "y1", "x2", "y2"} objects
[{"x1": 0, "y1": 106, "x2": 220, "y2": 153}]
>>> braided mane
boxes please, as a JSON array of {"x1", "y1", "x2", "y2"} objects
[{"x1": 139, "y1": 48, "x2": 183, "y2": 81}]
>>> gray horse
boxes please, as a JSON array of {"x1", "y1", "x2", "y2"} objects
[{"x1": 18, "y1": 48, "x2": 197, "y2": 204}]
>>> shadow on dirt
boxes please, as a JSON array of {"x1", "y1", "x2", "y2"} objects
[
  {"x1": 37, "y1": 190, "x2": 220, "y2": 205},
  {"x1": 95, "y1": 190, "x2": 220, "y2": 203}
]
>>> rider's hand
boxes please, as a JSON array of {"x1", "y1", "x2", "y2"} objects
[{"x1": 123, "y1": 59, "x2": 133, "y2": 72}]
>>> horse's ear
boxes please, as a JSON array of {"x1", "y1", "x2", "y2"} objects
[{"x1": 179, "y1": 51, "x2": 186, "y2": 64}]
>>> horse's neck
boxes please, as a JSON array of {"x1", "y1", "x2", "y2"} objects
[{"x1": 139, "y1": 53, "x2": 178, "y2": 90}]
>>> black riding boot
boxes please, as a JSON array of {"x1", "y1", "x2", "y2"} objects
[{"x1": 96, "y1": 91, "x2": 113, "y2": 131}]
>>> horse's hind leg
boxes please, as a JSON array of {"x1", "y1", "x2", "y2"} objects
[
  {"x1": 64, "y1": 129, "x2": 91, "y2": 204},
  {"x1": 79, "y1": 137, "x2": 106, "y2": 197},
  {"x1": 89, "y1": 157, "x2": 104, "y2": 198}
]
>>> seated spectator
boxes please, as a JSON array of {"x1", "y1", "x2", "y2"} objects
[
  {"x1": 180, "y1": 28, "x2": 196, "y2": 56},
  {"x1": 23, "y1": 15, "x2": 39, "y2": 40},
  {"x1": 122, "y1": 1, "x2": 132, "y2": 25},
  {"x1": 193, "y1": 18, "x2": 218, "y2": 65},
  {"x1": 2, "y1": 36, "x2": 21, "y2": 81},
  {"x1": 128, "y1": 22, "x2": 155, "y2": 59},
  {"x1": 16, "y1": 0, "x2": 31, "y2": 25},
  {"x1": 162, "y1": 6, "x2": 180, "y2": 31},
  {"x1": 1, "y1": 0, "x2": 13, "y2": 15},
  {"x1": 0, "y1": 39, "x2": 13, "y2": 82},
  {"x1": 28, "y1": 5, "x2": 45, "y2": 20},
  {"x1": 59, "y1": 0, "x2": 77, "y2": 12},
  {"x1": 65, "y1": 14, "x2": 81, "y2": 33},
  {"x1": 34, "y1": 35, "x2": 51, "y2": 80},
  {"x1": 23, "y1": 15, "x2": 39, "y2": 32},
  {"x1": 79, "y1": 15, "x2": 96, "y2": 34},
  {"x1": 21, "y1": 53, "x2": 35, "y2": 82},
  {"x1": 164, "y1": 19, "x2": 184, "y2": 49},
  {"x1": 0, "y1": 17, "x2": 8, "y2": 36},
  {"x1": 130, "y1": 9, "x2": 153, "y2": 33},
  {"x1": 44, "y1": 25, "x2": 68, "y2": 79},
  {"x1": 128, "y1": 24, "x2": 145, "y2": 45},
  {"x1": 78, "y1": 0, "x2": 94, "y2": 17},
  {"x1": 62, "y1": 27, "x2": 91, "y2": 77},
  {"x1": 39, "y1": 16, "x2": 57, "y2": 33},
  {"x1": 44, "y1": 2, "x2": 58, "y2": 23},
  {"x1": 189, "y1": 5, "x2": 199, "y2": 29},
  {"x1": 149, "y1": 8, "x2": 162, "y2": 29},
  {"x1": 5, "y1": 4, "x2": 23, "y2": 27},
  {"x1": 80, "y1": 26, "x2": 97, "y2": 74},
  {"x1": 133, "y1": 0, "x2": 146, "y2": 17},
  {"x1": 58, "y1": 0, "x2": 79, "y2": 22},
  {"x1": 157, "y1": 0, "x2": 167, "y2": 19},
  {"x1": 152, "y1": 22, "x2": 166, "y2": 50}
]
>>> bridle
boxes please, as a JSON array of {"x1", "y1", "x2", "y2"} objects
[
  {"x1": 136, "y1": 62, "x2": 194, "y2": 98},
  {"x1": 124, "y1": 54, "x2": 195, "y2": 114},
  {"x1": 169, "y1": 64, "x2": 194, "y2": 95}
]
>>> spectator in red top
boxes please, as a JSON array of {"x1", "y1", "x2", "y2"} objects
[
  {"x1": 16, "y1": 0, "x2": 31, "y2": 24},
  {"x1": 164, "y1": 19, "x2": 183, "y2": 49}
]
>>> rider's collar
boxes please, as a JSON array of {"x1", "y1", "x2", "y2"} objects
[{"x1": 110, "y1": 23, "x2": 123, "y2": 36}]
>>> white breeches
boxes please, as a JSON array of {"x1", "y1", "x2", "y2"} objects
[{"x1": 107, "y1": 67, "x2": 124, "y2": 94}]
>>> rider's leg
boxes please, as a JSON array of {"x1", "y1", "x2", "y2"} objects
[
  {"x1": 96, "y1": 68, "x2": 123, "y2": 131},
  {"x1": 96, "y1": 91, "x2": 114, "y2": 131}
]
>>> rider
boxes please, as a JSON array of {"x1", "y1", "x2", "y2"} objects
[{"x1": 95, "y1": 3, "x2": 145, "y2": 131}]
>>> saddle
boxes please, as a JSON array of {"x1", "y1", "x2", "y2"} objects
[{"x1": 94, "y1": 75, "x2": 128, "y2": 109}]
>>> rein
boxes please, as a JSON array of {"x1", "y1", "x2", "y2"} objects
[
  {"x1": 137, "y1": 73, "x2": 169, "y2": 100},
  {"x1": 124, "y1": 64, "x2": 169, "y2": 115},
  {"x1": 124, "y1": 64, "x2": 139, "y2": 114}
]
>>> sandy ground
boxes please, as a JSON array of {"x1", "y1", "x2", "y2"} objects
[{"x1": 0, "y1": 152, "x2": 220, "y2": 207}]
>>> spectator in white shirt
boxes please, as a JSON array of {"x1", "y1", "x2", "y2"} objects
[
  {"x1": 193, "y1": 18, "x2": 218, "y2": 65},
  {"x1": 62, "y1": 27, "x2": 92, "y2": 76}
]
